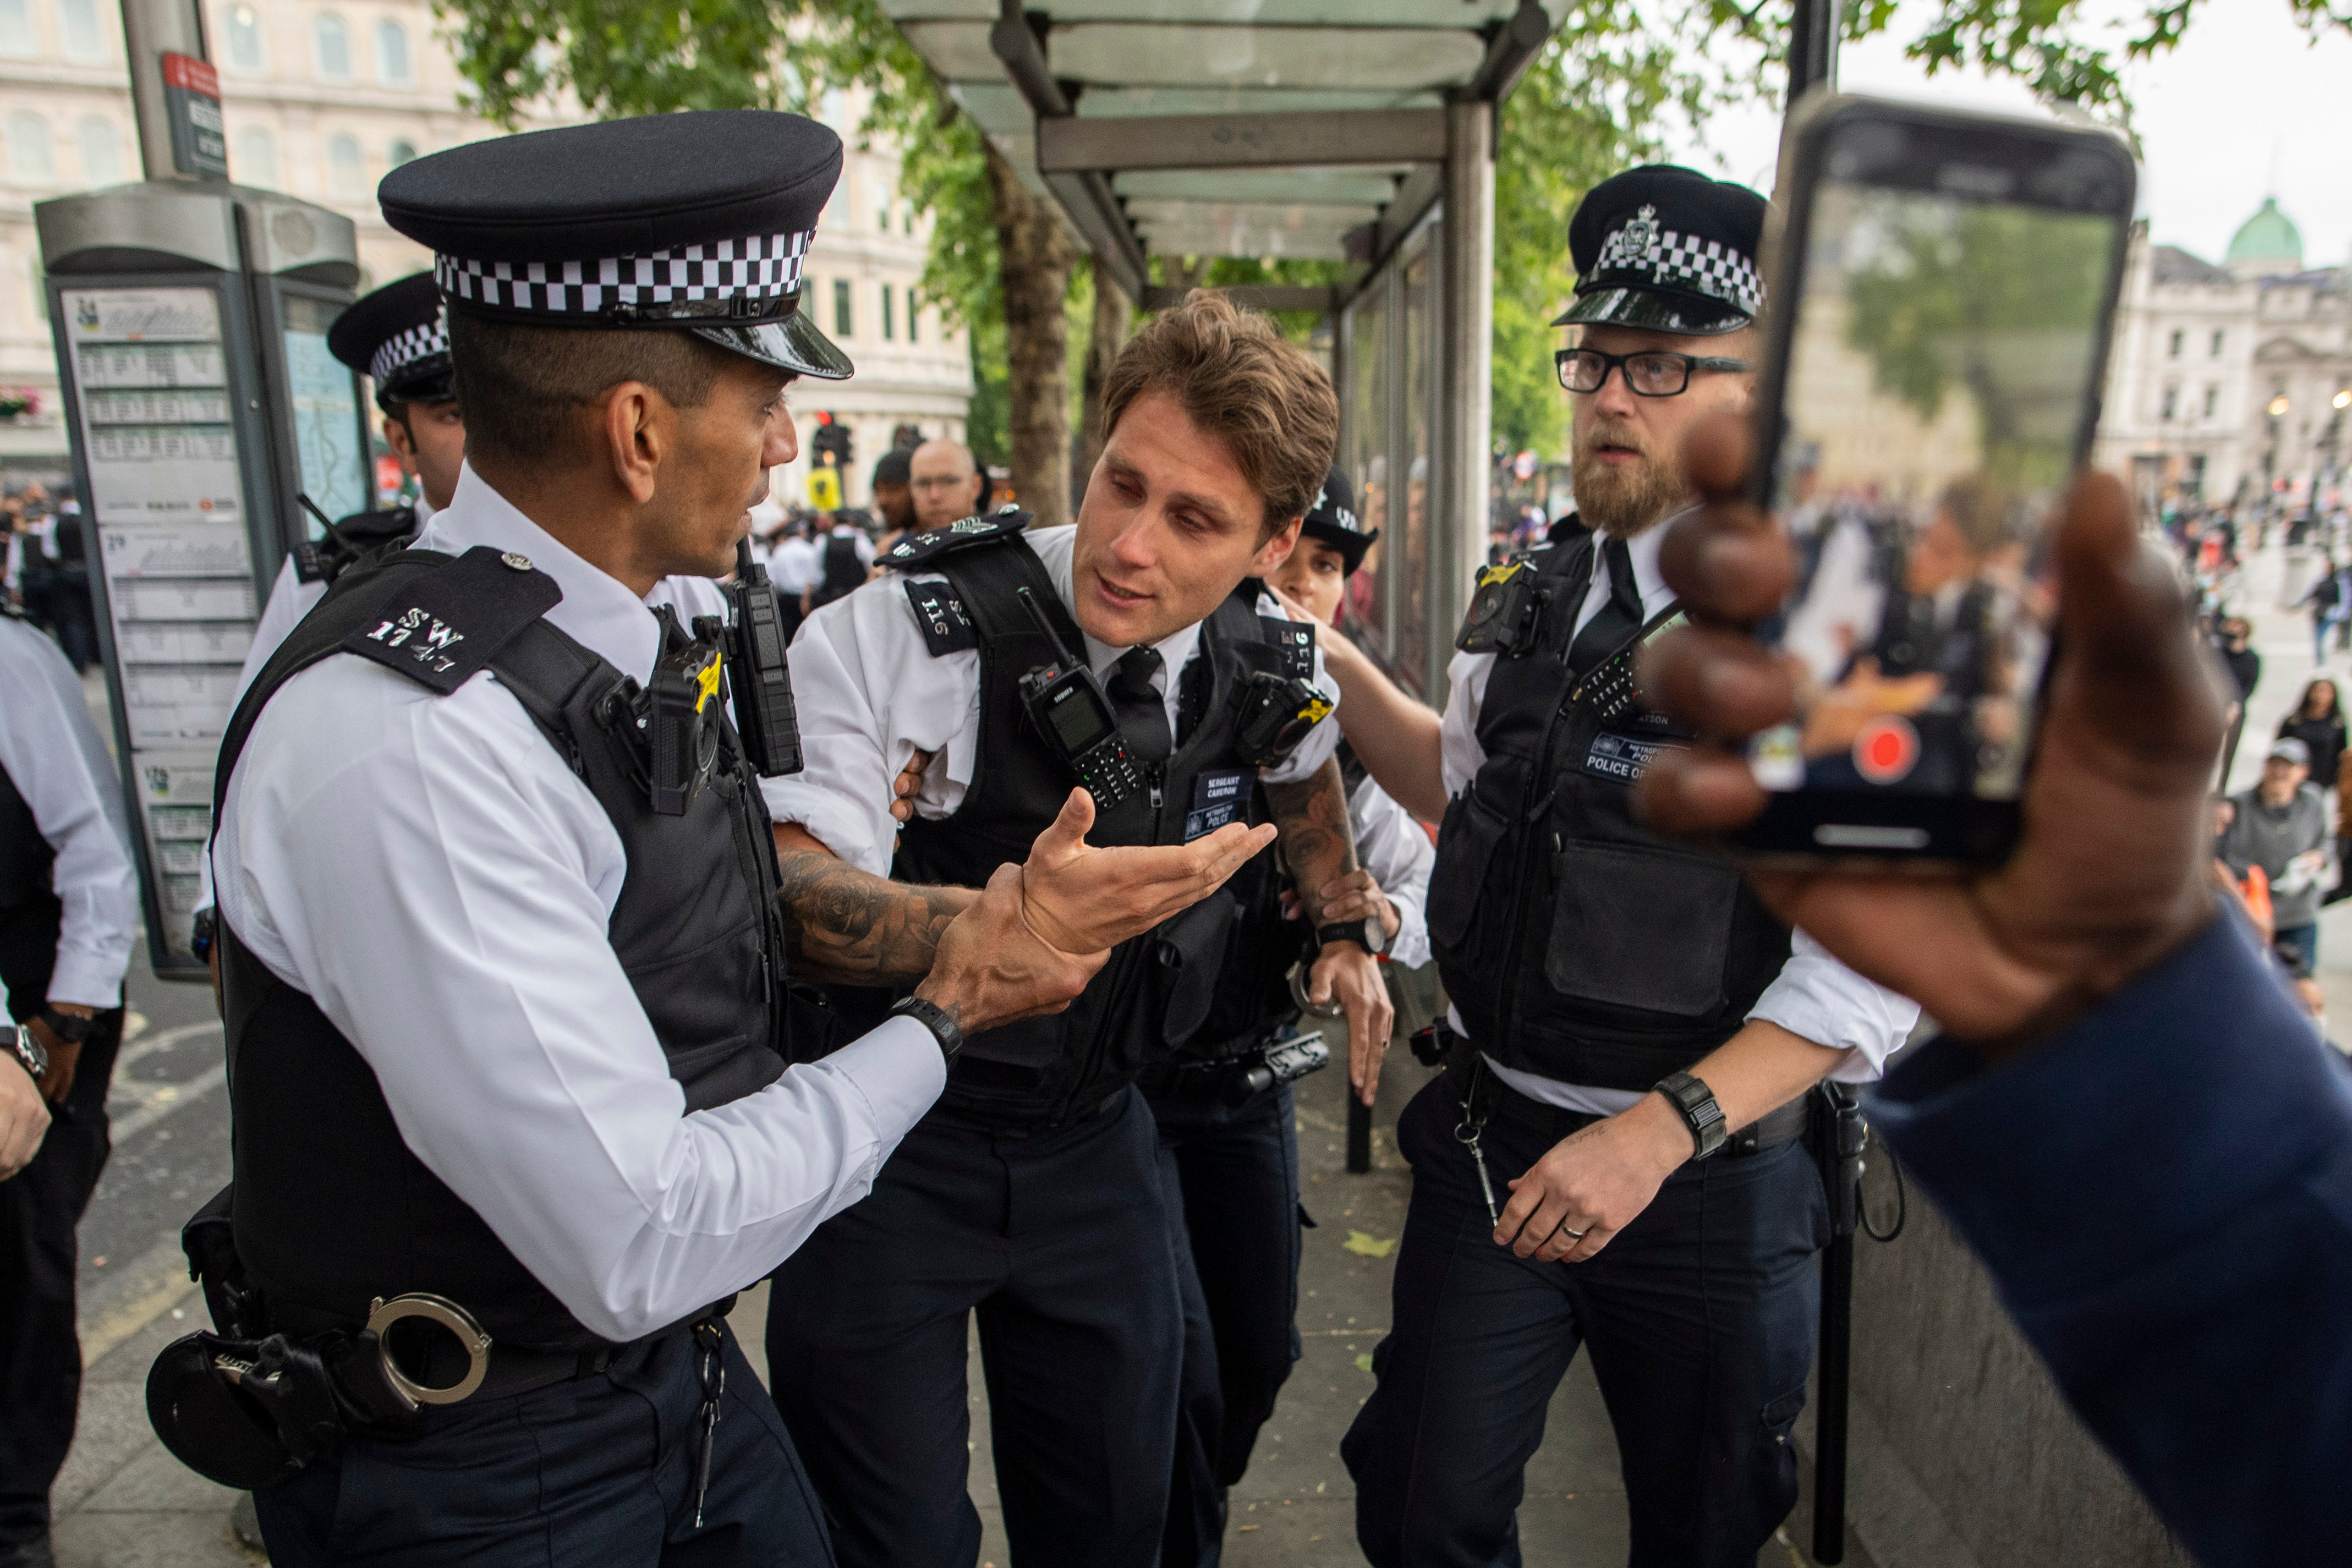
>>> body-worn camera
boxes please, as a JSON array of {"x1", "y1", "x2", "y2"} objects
[
  {"x1": 1015, "y1": 587, "x2": 1145, "y2": 809},
  {"x1": 1234, "y1": 671, "x2": 1334, "y2": 768},
  {"x1": 599, "y1": 607, "x2": 726, "y2": 816},
  {"x1": 1456, "y1": 559, "x2": 1546, "y2": 656}
]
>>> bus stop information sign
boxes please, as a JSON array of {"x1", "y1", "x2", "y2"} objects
[{"x1": 160, "y1": 53, "x2": 228, "y2": 181}]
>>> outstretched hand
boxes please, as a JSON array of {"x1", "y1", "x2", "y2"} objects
[
  {"x1": 1633, "y1": 413, "x2": 2222, "y2": 1057},
  {"x1": 1021, "y1": 789, "x2": 1278, "y2": 956}
]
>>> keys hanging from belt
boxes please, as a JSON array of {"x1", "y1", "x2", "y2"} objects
[
  {"x1": 690, "y1": 1318, "x2": 726, "y2": 1528},
  {"x1": 1454, "y1": 1057, "x2": 1501, "y2": 1229}
]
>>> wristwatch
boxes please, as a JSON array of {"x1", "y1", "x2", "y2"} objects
[
  {"x1": 1653, "y1": 1071, "x2": 1728, "y2": 1160},
  {"x1": 37, "y1": 1008, "x2": 94, "y2": 1046},
  {"x1": 9, "y1": 1022, "x2": 48, "y2": 1086},
  {"x1": 1315, "y1": 919, "x2": 1376, "y2": 955},
  {"x1": 888, "y1": 995, "x2": 964, "y2": 1065}
]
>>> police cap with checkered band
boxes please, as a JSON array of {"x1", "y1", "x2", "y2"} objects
[
  {"x1": 1554, "y1": 165, "x2": 1767, "y2": 338},
  {"x1": 377, "y1": 109, "x2": 853, "y2": 381},
  {"x1": 326, "y1": 272, "x2": 453, "y2": 410},
  {"x1": 1300, "y1": 465, "x2": 1376, "y2": 575}
]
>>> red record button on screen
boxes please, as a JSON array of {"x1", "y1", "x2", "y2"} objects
[{"x1": 1852, "y1": 716, "x2": 1919, "y2": 786}]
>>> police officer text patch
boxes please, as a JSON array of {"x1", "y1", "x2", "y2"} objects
[
  {"x1": 339, "y1": 546, "x2": 562, "y2": 694},
  {"x1": 903, "y1": 579, "x2": 977, "y2": 656},
  {"x1": 1185, "y1": 769, "x2": 1249, "y2": 842},
  {"x1": 879, "y1": 509, "x2": 1031, "y2": 572},
  {"x1": 1257, "y1": 616, "x2": 1317, "y2": 682},
  {"x1": 1582, "y1": 731, "x2": 1684, "y2": 784}
]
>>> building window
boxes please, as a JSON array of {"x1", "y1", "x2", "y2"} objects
[
  {"x1": 233, "y1": 124, "x2": 277, "y2": 188},
  {"x1": 2160, "y1": 385, "x2": 2178, "y2": 421},
  {"x1": 75, "y1": 115, "x2": 123, "y2": 185},
  {"x1": 2210, "y1": 330, "x2": 2225, "y2": 358},
  {"x1": 0, "y1": 0, "x2": 34, "y2": 57},
  {"x1": 59, "y1": 0, "x2": 102, "y2": 61},
  {"x1": 907, "y1": 289, "x2": 918, "y2": 344},
  {"x1": 8, "y1": 112, "x2": 54, "y2": 181},
  {"x1": 223, "y1": 3, "x2": 262, "y2": 70},
  {"x1": 833, "y1": 278, "x2": 852, "y2": 337},
  {"x1": 881, "y1": 283, "x2": 894, "y2": 341},
  {"x1": 2167, "y1": 328, "x2": 2182, "y2": 358},
  {"x1": 326, "y1": 133, "x2": 364, "y2": 198},
  {"x1": 375, "y1": 19, "x2": 409, "y2": 83},
  {"x1": 2203, "y1": 385, "x2": 2219, "y2": 419},
  {"x1": 875, "y1": 186, "x2": 890, "y2": 232},
  {"x1": 388, "y1": 137, "x2": 416, "y2": 166},
  {"x1": 314, "y1": 13, "x2": 349, "y2": 78}
]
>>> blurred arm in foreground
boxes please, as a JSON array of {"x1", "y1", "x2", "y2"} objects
[{"x1": 1636, "y1": 412, "x2": 2350, "y2": 1568}]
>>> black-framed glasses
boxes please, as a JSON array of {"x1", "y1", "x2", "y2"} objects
[{"x1": 1555, "y1": 347, "x2": 1752, "y2": 397}]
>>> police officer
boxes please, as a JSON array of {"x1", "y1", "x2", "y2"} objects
[
  {"x1": 761, "y1": 290, "x2": 1392, "y2": 1568},
  {"x1": 0, "y1": 594, "x2": 138, "y2": 1568},
  {"x1": 1155, "y1": 463, "x2": 1435, "y2": 1566},
  {"x1": 197, "y1": 111, "x2": 1263, "y2": 1565},
  {"x1": 1313, "y1": 167, "x2": 1920, "y2": 1566},
  {"x1": 233, "y1": 272, "x2": 463, "y2": 698}
]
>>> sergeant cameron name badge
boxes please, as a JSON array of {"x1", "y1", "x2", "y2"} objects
[
  {"x1": 1583, "y1": 731, "x2": 1684, "y2": 784},
  {"x1": 1185, "y1": 770, "x2": 1248, "y2": 842}
]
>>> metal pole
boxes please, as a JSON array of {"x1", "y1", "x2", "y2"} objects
[
  {"x1": 117, "y1": 0, "x2": 210, "y2": 182},
  {"x1": 1438, "y1": 98, "x2": 1495, "y2": 699},
  {"x1": 1786, "y1": 0, "x2": 1842, "y2": 112}
]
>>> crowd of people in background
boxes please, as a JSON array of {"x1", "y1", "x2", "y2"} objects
[
  {"x1": 2178, "y1": 492, "x2": 2352, "y2": 1041},
  {"x1": 0, "y1": 484, "x2": 94, "y2": 673},
  {"x1": 749, "y1": 438, "x2": 1000, "y2": 638}
]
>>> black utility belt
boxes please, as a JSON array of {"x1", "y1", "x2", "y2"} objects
[{"x1": 1436, "y1": 1033, "x2": 1805, "y2": 1156}]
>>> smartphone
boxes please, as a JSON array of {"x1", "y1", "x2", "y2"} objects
[{"x1": 1734, "y1": 94, "x2": 2136, "y2": 867}]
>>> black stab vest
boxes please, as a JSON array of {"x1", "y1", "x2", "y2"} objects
[
  {"x1": 890, "y1": 533, "x2": 1297, "y2": 1127},
  {"x1": 1426, "y1": 535, "x2": 1792, "y2": 1090},
  {"x1": 214, "y1": 550, "x2": 790, "y2": 1350}
]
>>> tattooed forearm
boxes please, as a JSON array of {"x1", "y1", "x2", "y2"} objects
[
  {"x1": 1266, "y1": 757, "x2": 1360, "y2": 928},
  {"x1": 774, "y1": 848, "x2": 979, "y2": 986}
]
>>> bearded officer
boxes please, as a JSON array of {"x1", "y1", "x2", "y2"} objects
[
  {"x1": 1314, "y1": 167, "x2": 1919, "y2": 1566},
  {"x1": 200, "y1": 111, "x2": 1268, "y2": 1566},
  {"x1": 762, "y1": 290, "x2": 1391, "y2": 1568}
]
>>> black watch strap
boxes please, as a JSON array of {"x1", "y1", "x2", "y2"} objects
[
  {"x1": 1315, "y1": 919, "x2": 1373, "y2": 953},
  {"x1": 1653, "y1": 1071, "x2": 1728, "y2": 1160},
  {"x1": 37, "y1": 1007, "x2": 94, "y2": 1045},
  {"x1": 888, "y1": 996, "x2": 964, "y2": 1065}
]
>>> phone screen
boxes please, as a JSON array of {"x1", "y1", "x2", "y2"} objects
[{"x1": 1749, "y1": 173, "x2": 2124, "y2": 810}]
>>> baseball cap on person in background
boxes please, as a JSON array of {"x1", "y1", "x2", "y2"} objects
[{"x1": 2269, "y1": 738, "x2": 2312, "y2": 768}]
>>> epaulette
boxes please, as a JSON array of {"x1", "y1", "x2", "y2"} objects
[
  {"x1": 1257, "y1": 615, "x2": 1317, "y2": 681},
  {"x1": 341, "y1": 545, "x2": 562, "y2": 693},
  {"x1": 903, "y1": 578, "x2": 978, "y2": 656},
  {"x1": 877, "y1": 509, "x2": 1030, "y2": 572}
]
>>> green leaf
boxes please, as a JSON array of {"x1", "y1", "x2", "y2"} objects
[
  {"x1": 1342, "y1": 1229, "x2": 1396, "y2": 1258},
  {"x1": 1354, "y1": 1352, "x2": 1376, "y2": 1373}
]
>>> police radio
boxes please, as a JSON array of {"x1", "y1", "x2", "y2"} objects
[
  {"x1": 712, "y1": 537, "x2": 803, "y2": 777},
  {"x1": 1456, "y1": 559, "x2": 1545, "y2": 656},
  {"x1": 1013, "y1": 587, "x2": 1144, "y2": 809}
]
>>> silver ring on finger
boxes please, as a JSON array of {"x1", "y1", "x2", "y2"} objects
[{"x1": 1551, "y1": 1217, "x2": 1588, "y2": 1242}]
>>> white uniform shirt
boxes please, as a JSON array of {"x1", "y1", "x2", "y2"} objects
[
  {"x1": 767, "y1": 523, "x2": 1343, "y2": 878},
  {"x1": 210, "y1": 466, "x2": 944, "y2": 1342},
  {"x1": 1439, "y1": 518, "x2": 1920, "y2": 1114},
  {"x1": 770, "y1": 534, "x2": 820, "y2": 595},
  {"x1": 1349, "y1": 774, "x2": 1434, "y2": 969},
  {"x1": 0, "y1": 615, "x2": 138, "y2": 1008}
]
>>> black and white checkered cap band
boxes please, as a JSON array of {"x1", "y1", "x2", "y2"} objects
[
  {"x1": 368, "y1": 316, "x2": 449, "y2": 385},
  {"x1": 435, "y1": 231, "x2": 814, "y2": 317},
  {"x1": 1592, "y1": 206, "x2": 1763, "y2": 317}
]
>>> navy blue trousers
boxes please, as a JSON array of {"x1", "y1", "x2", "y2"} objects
[
  {"x1": 1343, "y1": 1078, "x2": 1827, "y2": 1568},
  {"x1": 766, "y1": 1086, "x2": 1182, "y2": 1568},
  {"x1": 1150, "y1": 1081, "x2": 1306, "y2": 1568},
  {"x1": 251, "y1": 1318, "x2": 829, "y2": 1566}
]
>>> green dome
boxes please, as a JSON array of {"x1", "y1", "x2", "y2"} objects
[{"x1": 2225, "y1": 196, "x2": 2304, "y2": 273}]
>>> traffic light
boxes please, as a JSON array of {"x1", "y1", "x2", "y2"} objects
[{"x1": 809, "y1": 414, "x2": 853, "y2": 470}]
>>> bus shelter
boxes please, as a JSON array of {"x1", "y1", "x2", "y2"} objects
[{"x1": 875, "y1": 0, "x2": 1565, "y2": 698}]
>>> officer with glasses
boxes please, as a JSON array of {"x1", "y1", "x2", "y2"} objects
[{"x1": 1314, "y1": 165, "x2": 1918, "y2": 1566}]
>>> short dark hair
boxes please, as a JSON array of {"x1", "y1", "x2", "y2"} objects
[
  {"x1": 446, "y1": 315, "x2": 742, "y2": 467},
  {"x1": 1102, "y1": 290, "x2": 1337, "y2": 539}
]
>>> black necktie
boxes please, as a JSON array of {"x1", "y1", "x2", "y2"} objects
[
  {"x1": 1566, "y1": 537, "x2": 1643, "y2": 677},
  {"x1": 1108, "y1": 646, "x2": 1172, "y2": 765}
]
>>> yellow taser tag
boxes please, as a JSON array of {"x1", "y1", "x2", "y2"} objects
[{"x1": 695, "y1": 651, "x2": 723, "y2": 713}]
